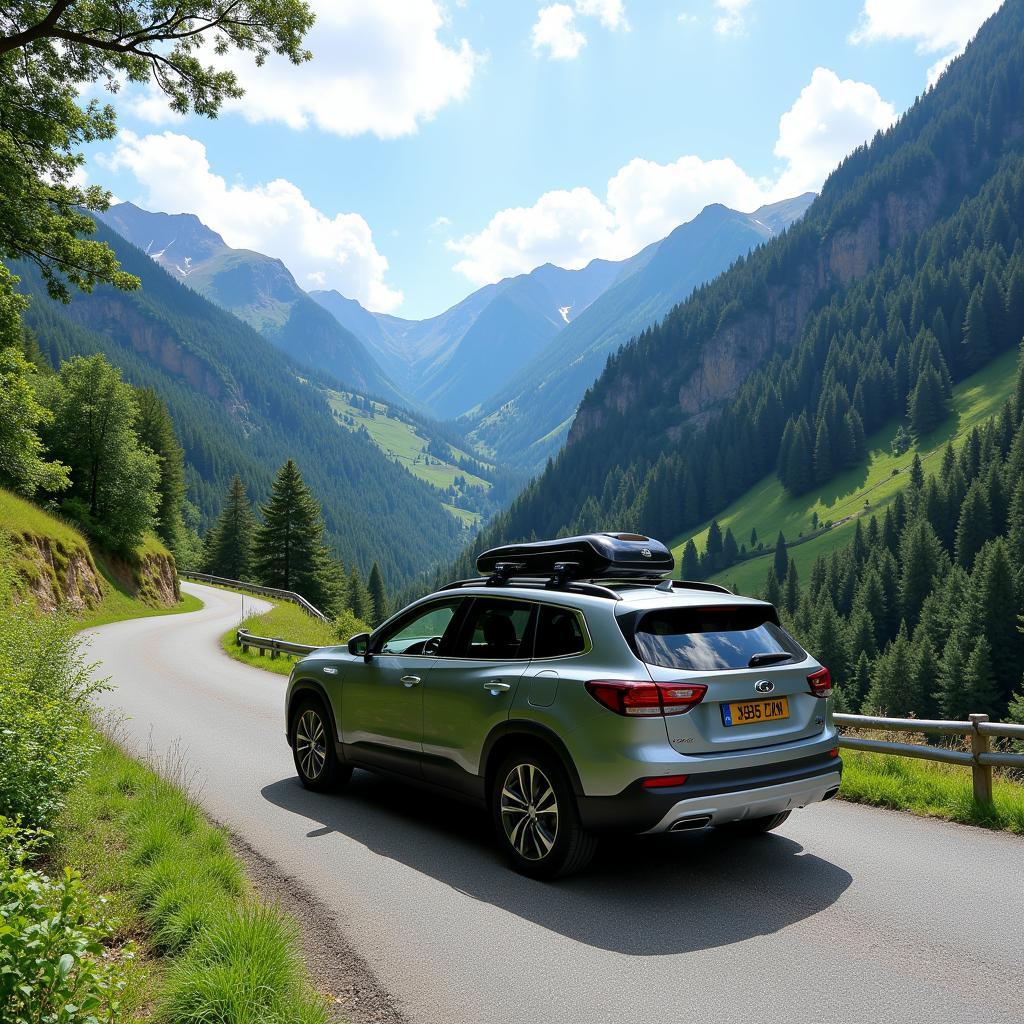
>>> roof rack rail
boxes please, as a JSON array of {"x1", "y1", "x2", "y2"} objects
[
  {"x1": 437, "y1": 576, "x2": 622, "y2": 600},
  {"x1": 597, "y1": 578, "x2": 733, "y2": 595}
]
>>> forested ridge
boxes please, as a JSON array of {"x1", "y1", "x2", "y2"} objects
[
  {"x1": 13, "y1": 220, "x2": 464, "y2": 584},
  {"x1": 774, "y1": 349, "x2": 1024, "y2": 724},
  {"x1": 466, "y1": 0, "x2": 1024, "y2": 568}
]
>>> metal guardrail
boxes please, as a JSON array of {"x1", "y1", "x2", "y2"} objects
[
  {"x1": 236, "y1": 628, "x2": 321, "y2": 660},
  {"x1": 835, "y1": 712, "x2": 1024, "y2": 802},
  {"x1": 180, "y1": 571, "x2": 328, "y2": 621}
]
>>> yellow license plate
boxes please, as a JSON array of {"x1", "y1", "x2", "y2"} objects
[{"x1": 722, "y1": 697, "x2": 789, "y2": 727}]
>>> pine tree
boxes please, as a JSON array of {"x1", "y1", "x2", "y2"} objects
[
  {"x1": 782, "y1": 557, "x2": 799, "y2": 616},
  {"x1": 962, "y1": 285, "x2": 992, "y2": 372},
  {"x1": 704, "y1": 520, "x2": 724, "y2": 573},
  {"x1": 849, "y1": 651, "x2": 872, "y2": 710},
  {"x1": 963, "y1": 637, "x2": 1000, "y2": 718},
  {"x1": 899, "y1": 517, "x2": 947, "y2": 628},
  {"x1": 722, "y1": 527, "x2": 739, "y2": 567},
  {"x1": 954, "y1": 479, "x2": 992, "y2": 568},
  {"x1": 908, "y1": 365, "x2": 949, "y2": 436},
  {"x1": 204, "y1": 475, "x2": 257, "y2": 580},
  {"x1": 813, "y1": 418, "x2": 833, "y2": 483},
  {"x1": 367, "y1": 562, "x2": 388, "y2": 627},
  {"x1": 749, "y1": 526, "x2": 758, "y2": 548},
  {"x1": 681, "y1": 539, "x2": 700, "y2": 580},
  {"x1": 863, "y1": 626, "x2": 913, "y2": 715},
  {"x1": 348, "y1": 565, "x2": 372, "y2": 622},
  {"x1": 773, "y1": 531, "x2": 789, "y2": 584},
  {"x1": 134, "y1": 386, "x2": 186, "y2": 555},
  {"x1": 253, "y1": 459, "x2": 337, "y2": 612},
  {"x1": 966, "y1": 539, "x2": 1020, "y2": 706},
  {"x1": 937, "y1": 630, "x2": 970, "y2": 720},
  {"x1": 811, "y1": 598, "x2": 850, "y2": 686},
  {"x1": 762, "y1": 567, "x2": 782, "y2": 608},
  {"x1": 911, "y1": 632, "x2": 940, "y2": 719}
]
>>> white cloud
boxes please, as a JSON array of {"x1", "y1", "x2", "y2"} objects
[
  {"x1": 121, "y1": 84, "x2": 186, "y2": 126},
  {"x1": 714, "y1": 0, "x2": 753, "y2": 37},
  {"x1": 531, "y1": 0, "x2": 628, "y2": 60},
  {"x1": 850, "y1": 0, "x2": 1000, "y2": 53},
  {"x1": 449, "y1": 66, "x2": 896, "y2": 285},
  {"x1": 532, "y1": 4, "x2": 587, "y2": 59},
  {"x1": 773, "y1": 67, "x2": 896, "y2": 196},
  {"x1": 100, "y1": 131, "x2": 403, "y2": 312},
  {"x1": 851, "y1": 0, "x2": 1000, "y2": 87},
  {"x1": 215, "y1": 0, "x2": 479, "y2": 139},
  {"x1": 575, "y1": 0, "x2": 629, "y2": 30}
]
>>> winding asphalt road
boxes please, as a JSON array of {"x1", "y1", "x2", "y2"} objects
[{"x1": 89, "y1": 582, "x2": 1024, "y2": 1024}]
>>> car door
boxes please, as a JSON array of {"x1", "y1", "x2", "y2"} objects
[
  {"x1": 421, "y1": 596, "x2": 537, "y2": 795},
  {"x1": 520, "y1": 602, "x2": 590, "y2": 711},
  {"x1": 341, "y1": 598, "x2": 464, "y2": 777}
]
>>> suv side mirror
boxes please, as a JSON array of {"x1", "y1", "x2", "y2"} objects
[{"x1": 348, "y1": 632, "x2": 371, "y2": 660}]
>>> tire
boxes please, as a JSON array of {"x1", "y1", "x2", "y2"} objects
[
  {"x1": 290, "y1": 697, "x2": 351, "y2": 793},
  {"x1": 490, "y1": 748, "x2": 597, "y2": 880},
  {"x1": 720, "y1": 810, "x2": 791, "y2": 836}
]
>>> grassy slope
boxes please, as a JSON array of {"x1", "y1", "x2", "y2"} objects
[
  {"x1": 669, "y1": 348, "x2": 1018, "y2": 594},
  {"x1": 840, "y1": 748, "x2": 1024, "y2": 834},
  {"x1": 324, "y1": 387, "x2": 490, "y2": 525},
  {"x1": 57, "y1": 732, "x2": 329, "y2": 1021},
  {"x1": 0, "y1": 488, "x2": 199, "y2": 624},
  {"x1": 220, "y1": 597, "x2": 342, "y2": 676}
]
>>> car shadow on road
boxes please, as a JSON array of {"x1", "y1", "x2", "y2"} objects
[{"x1": 262, "y1": 771, "x2": 851, "y2": 956}]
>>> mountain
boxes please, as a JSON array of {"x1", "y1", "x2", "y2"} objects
[
  {"x1": 312, "y1": 256, "x2": 629, "y2": 420},
  {"x1": 13, "y1": 219, "x2": 465, "y2": 586},
  {"x1": 464, "y1": 196, "x2": 814, "y2": 468},
  {"x1": 98, "y1": 203, "x2": 401, "y2": 402},
  {"x1": 457, "y1": 0, "x2": 1024, "y2": 577}
]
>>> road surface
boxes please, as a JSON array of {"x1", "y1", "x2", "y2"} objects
[{"x1": 88, "y1": 582, "x2": 1024, "y2": 1024}]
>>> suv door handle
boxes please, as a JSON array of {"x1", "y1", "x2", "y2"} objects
[
  {"x1": 484, "y1": 680, "x2": 511, "y2": 694},
  {"x1": 401, "y1": 675, "x2": 421, "y2": 688}
]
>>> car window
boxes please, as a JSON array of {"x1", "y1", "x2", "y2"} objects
[
  {"x1": 452, "y1": 598, "x2": 535, "y2": 660},
  {"x1": 378, "y1": 600, "x2": 461, "y2": 656},
  {"x1": 631, "y1": 606, "x2": 804, "y2": 671},
  {"x1": 534, "y1": 605, "x2": 587, "y2": 659}
]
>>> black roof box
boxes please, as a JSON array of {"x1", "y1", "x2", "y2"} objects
[{"x1": 476, "y1": 533, "x2": 674, "y2": 580}]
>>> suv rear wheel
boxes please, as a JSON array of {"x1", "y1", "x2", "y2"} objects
[
  {"x1": 490, "y1": 748, "x2": 597, "y2": 879},
  {"x1": 291, "y1": 697, "x2": 351, "y2": 792}
]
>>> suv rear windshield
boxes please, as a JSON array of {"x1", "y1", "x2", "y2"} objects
[{"x1": 631, "y1": 606, "x2": 804, "y2": 672}]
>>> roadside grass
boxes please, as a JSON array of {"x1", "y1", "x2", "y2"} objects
[
  {"x1": 56, "y1": 731, "x2": 330, "y2": 1023},
  {"x1": 839, "y1": 749, "x2": 1024, "y2": 834},
  {"x1": 668, "y1": 347, "x2": 1018, "y2": 594},
  {"x1": 79, "y1": 575, "x2": 202, "y2": 629},
  {"x1": 219, "y1": 598, "x2": 342, "y2": 677}
]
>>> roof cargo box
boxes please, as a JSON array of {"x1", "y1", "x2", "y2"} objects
[{"x1": 476, "y1": 533, "x2": 674, "y2": 580}]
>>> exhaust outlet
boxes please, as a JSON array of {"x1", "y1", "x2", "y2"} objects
[{"x1": 669, "y1": 815, "x2": 712, "y2": 832}]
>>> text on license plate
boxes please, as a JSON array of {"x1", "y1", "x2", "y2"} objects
[{"x1": 721, "y1": 697, "x2": 790, "y2": 727}]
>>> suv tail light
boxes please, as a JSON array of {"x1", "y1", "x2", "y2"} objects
[
  {"x1": 585, "y1": 679, "x2": 707, "y2": 717},
  {"x1": 807, "y1": 667, "x2": 832, "y2": 697}
]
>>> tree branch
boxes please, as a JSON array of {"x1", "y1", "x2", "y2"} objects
[{"x1": 0, "y1": 0, "x2": 76, "y2": 57}]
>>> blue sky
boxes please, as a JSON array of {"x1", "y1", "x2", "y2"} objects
[{"x1": 87, "y1": 0, "x2": 1001, "y2": 319}]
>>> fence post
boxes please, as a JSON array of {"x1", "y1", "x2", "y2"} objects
[
  {"x1": 271, "y1": 639, "x2": 280, "y2": 660},
  {"x1": 968, "y1": 713, "x2": 993, "y2": 803}
]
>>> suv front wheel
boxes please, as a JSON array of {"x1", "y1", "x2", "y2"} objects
[
  {"x1": 490, "y1": 748, "x2": 597, "y2": 879},
  {"x1": 291, "y1": 697, "x2": 352, "y2": 793}
]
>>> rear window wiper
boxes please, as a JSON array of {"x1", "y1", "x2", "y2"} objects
[{"x1": 748, "y1": 651, "x2": 792, "y2": 667}]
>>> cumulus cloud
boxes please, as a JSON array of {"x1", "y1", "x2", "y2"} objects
[
  {"x1": 532, "y1": 5, "x2": 587, "y2": 60},
  {"x1": 449, "y1": 66, "x2": 896, "y2": 284},
  {"x1": 531, "y1": 0, "x2": 628, "y2": 60},
  {"x1": 100, "y1": 131, "x2": 403, "y2": 312},
  {"x1": 850, "y1": 0, "x2": 1001, "y2": 86},
  {"x1": 714, "y1": 0, "x2": 753, "y2": 37},
  {"x1": 773, "y1": 68, "x2": 896, "y2": 196},
  {"x1": 214, "y1": 0, "x2": 479, "y2": 139}
]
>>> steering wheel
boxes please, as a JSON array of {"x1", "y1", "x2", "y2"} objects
[{"x1": 422, "y1": 635, "x2": 442, "y2": 656}]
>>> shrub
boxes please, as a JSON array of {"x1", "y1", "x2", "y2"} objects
[
  {"x1": 0, "y1": 550, "x2": 103, "y2": 827},
  {"x1": 0, "y1": 817, "x2": 130, "y2": 1024}
]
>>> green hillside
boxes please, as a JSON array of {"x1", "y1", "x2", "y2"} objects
[
  {"x1": 0, "y1": 488, "x2": 197, "y2": 626},
  {"x1": 324, "y1": 387, "x2": 494, "y2": 526},
  {"x1": 672, "y1": 347, "x2": 1019, "y2": 593}
]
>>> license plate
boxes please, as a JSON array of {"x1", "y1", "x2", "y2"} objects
[{"x1": 721, "y1": 697, "x2": 790, "y2": 727}]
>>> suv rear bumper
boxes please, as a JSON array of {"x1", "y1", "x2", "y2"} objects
[{"x1": 576, "y1": 751, "x2": 842, "y2": 833}]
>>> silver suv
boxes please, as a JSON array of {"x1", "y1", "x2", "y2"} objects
[{"x1": 285, "y1": 534, "x2": 841, "y2": 878}]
